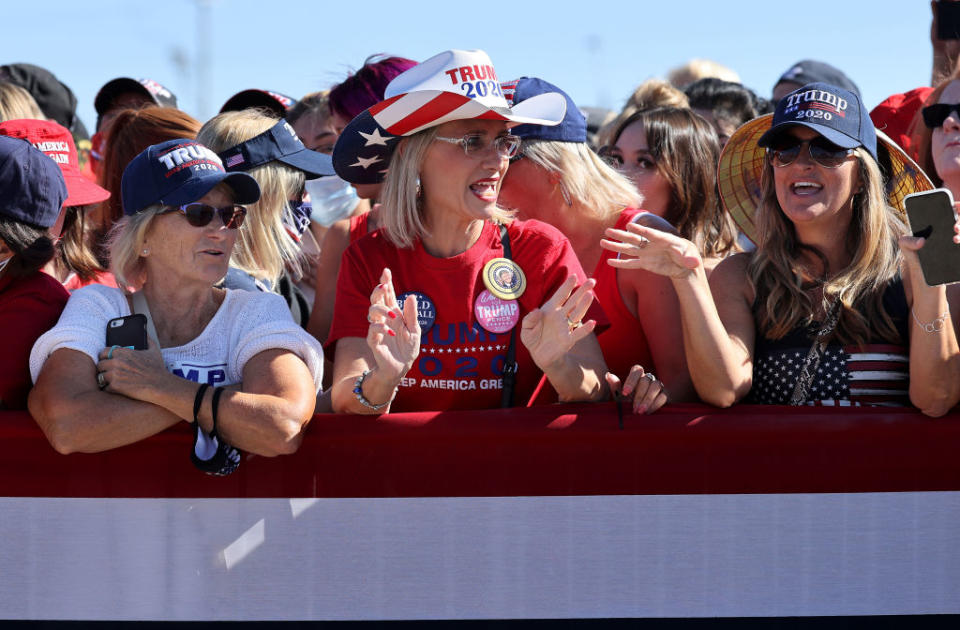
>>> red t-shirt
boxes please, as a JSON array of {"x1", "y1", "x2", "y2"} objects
[
  {"x1": 592, "y1": 208, "x2": 654, "y2": 378},
  {"x1": 348, "y1": 211, "x2": 371, "y2": 244},
  {"x1": 62, "y1": 270, "x2": 119, "y2": 292},
  {"x1": 328, "y1": 219, "x2": 599, "y2": 411},
  {"x1": 0, "y1": 271, "x2": 69, "y2": 409}
]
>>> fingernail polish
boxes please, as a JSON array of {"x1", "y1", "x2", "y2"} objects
[
  {"x1": 635, "y1": 404, "x2": 647, "y2": 414},
  {"x1": 387, "y1": 329, "x2": 396, "y2": 337},
  {"x1": 387, "y1": 311, "x2": 397, "y2": 319}
]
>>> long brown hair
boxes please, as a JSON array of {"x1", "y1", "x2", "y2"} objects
[
  {"x1": 611, "y1": 106, "x2": 738, "y2": 258},
  {"x1": 750, "y1": 149, "x2": 905, "y2": 346}
]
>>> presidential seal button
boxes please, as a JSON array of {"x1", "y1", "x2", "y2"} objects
[
  {"x1": 474, "y1": 290, "x2": 520, "y2": 333},
  {"x1": 482, "y1": 258, "x2": 526, "y2": 300},
  {"x1": 396, "y1": 291, "x2": 436, "y2": 334}
]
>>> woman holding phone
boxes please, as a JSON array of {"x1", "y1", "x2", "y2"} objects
[
  {"x1": 29, "y1": 139, "x2": 323, "y2": 460},
  {"x1": 604, "y1": 83, "x2": 960, "y2": 415}
]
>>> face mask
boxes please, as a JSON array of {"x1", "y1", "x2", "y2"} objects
[
  {"x1": 305, "y1": 175, "x2": 359, "y2": 228},
  {"x1": 284, "y1": 199, "x2": 312, "y2": 238}
]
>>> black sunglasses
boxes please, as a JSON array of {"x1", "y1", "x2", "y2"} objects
[
  {"x1": 163, "y1": 203, "x2": 247, "y2": 229},
  {"x1": 767, "y1": 136, "x2": 855, "y2": 169},
  {"x1": 922, "y1": 103, "x2": 960, "y2": 129}
]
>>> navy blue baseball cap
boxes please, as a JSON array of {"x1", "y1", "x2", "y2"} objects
[
  {"x1": 216, "y1": 119, "x2": 334, "y2": 179},
  {"x1": 757, "y1": 82, "x2": 877, "y2": 162},
  {"x1": 121, "y1": 139, "x2": 261, "y2": 216},
  {"x1": 504, "y1": 77, "x2": 587, "y2": 143},
  {"x1": 0, "y1": 136, "x2": 67, "y2": 228}
]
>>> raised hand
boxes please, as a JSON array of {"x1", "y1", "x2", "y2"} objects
[
  {"x1": 365, "y1": 267, "x2": 421, "y2": 381},
  {"x1": 601, "y1": 222, "x2": 701, "y2": 279},
  {"x1": 521, "y1": 275, "x2": 597, "y2": 370}
]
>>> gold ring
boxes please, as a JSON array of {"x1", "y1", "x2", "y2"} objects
[{"x1": 566, "y1": 317, "x2": 581, "y2": 330}]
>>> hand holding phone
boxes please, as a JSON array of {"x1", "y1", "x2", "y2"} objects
[
  {"x1": 903, "y1": 188, "x2": 960, "y2": 285},
  {"x1": 106, "y1": 314, "x2": 148, "y2": 350}
]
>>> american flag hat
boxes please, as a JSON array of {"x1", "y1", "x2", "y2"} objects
[{"x1": 332, "y1": 49, "x2": 567, "y2": 185}]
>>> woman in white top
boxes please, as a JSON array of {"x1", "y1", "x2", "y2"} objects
[{"x1": 29, "y1": 139, "x2": 323, "y2": 457}]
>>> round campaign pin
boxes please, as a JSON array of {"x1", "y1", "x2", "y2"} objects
[
  {"x1": 474, "y1": 290, "x2": 520, "y2": 333},
  {"x1": 396, "y1": 291, "x2": 436, "y2": 333},
  {"x1": 482, "y1": 257, "x2": 526, "y2": 300}
]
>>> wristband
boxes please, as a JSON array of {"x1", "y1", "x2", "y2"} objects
[
  {"x1": 211, "y1": 386, "x2": 225, "y2": 436},
  {"x1": 353, "y1": 370, "x2": 395, "y2": 410},
  {"x1": 192, "y1": 383, "x2": 210, "y2": 424}
]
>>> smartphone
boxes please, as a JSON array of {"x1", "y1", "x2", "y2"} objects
[
  {"x1": 106, "y1": 314, "x2": 148, "y2": 350},
  {"x1": 904, "y1": 188, "x2": 960, "y2": 286},
  {"x1": 937, "y1": 0, "x2": 960, "y2": 40}
]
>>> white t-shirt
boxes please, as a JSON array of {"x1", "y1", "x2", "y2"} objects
[{"x1": 30, "y1": 284, "x2": 323, "y2": 391}]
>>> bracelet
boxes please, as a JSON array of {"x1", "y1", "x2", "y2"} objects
[
  {"x1": 912, "y1": 309, "x2": 950, "y2": 333},
  {"x1": 211, "y1": 387, "x2": 225, "y2": 436},
  {"x1": 192, "y1": 383, "x2": 210, "y2": 424},
  {"x1": 353, "y1": 370, "x2": 395, "y2": 411}
]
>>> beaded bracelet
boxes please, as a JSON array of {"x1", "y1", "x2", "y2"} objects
[
  {"x1": 912, "y1": 309, "x2": 950, "y2": 334},
  {"x1": 353, "y1": 370, "x2": 395, "y2": 411}
]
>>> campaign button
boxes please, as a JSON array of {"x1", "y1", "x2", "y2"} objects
[
  {"x1": 482, "y1": 257, "x2": 526, "y2": 300},
  {"x1": 474, "y1": 289, "x2": 520, "y2": 333},
  {"x1": 397, "y1": 291, "x2": 436, "y2": 333}
]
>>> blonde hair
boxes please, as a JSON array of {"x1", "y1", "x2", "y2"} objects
[
  {"x1": 379, "y1": 127, "x2": 514, "y2": 249},
  {"x1": 750, "y1": 148, "x2": 906, "y2": 346},
  {"x1": 596, "y1": 79, "x2": 689, "y2": 147},
  {"x1": 517, "y1": 139, "x2": 640, "y2": 222},
  {"x1": 108, "y1": 204, "x2": 164, "y2": 290},
  {"x1": 198, "y1": 110, "x2": 304, "y2": 282},
  {"x1": 0, "y1": 82, "x2": 45, "y2": 121},
  {"x1": 667, "y1": 59, "x2": 741, "y2": 89}
]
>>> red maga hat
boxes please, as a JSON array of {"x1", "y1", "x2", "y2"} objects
[{"x1": 0, "y1": 118, "x2": 110, "y2": 207}]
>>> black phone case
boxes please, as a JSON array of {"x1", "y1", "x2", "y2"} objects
[
  {"x1": 938, "y1": 1, "x2": 960, "y2": 39},
  {"x1": 106, "y1": 314, "x2": 148, "y2": 350},
  {"x1": 905, "y1": 190, "x2": 960, "y2": 286}
]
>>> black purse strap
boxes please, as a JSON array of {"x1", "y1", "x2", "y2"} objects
[{"x1": 498, "y1": 224, "x2": 518, "y2": 408}]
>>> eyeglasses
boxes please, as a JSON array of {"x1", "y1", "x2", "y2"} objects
[
  {"x1": 922, "y1": 103, "x2": 960, "y2": 128},
  {"x1": 434, "y1": 133, "x2": 521, "y2": 159},
  {"x1": 162, "y1": 203, "x2": 247, "y2": 229},
  {"x1": 767, "y1": 137, "x2": 855, "y2": 169}
]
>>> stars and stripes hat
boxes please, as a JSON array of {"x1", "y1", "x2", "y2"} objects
[
  {"x1": 220, "y1": 89, "x2": 298, "y2": 118},
  {"x1": 332, "y1": 49, "x2": 567, "y2": 185},
  {"x1": 121, "y1": 139, "x2": 260, "y2": 216},
  {"x1": 216, "y1": 119, "x2": 334, "y2": 179}
]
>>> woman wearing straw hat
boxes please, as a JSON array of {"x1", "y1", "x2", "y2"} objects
[
  {"x1": 326, "y1": 50, "x2": 608, "y2": 413},
  {"x1": 602, "y1": 82, "x2": 960, "y2": 415}
]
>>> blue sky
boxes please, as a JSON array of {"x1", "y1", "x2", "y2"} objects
[{"x1": 3, "y1": 1, "x2": 934, "y2": 134}]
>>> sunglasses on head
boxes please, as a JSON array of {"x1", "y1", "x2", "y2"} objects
[
  {"x1": 766, "y1": 136, "x2": 855, "y2": 169},
  {"x1": 922, "y1": 103, "x2": 960, "y2": 129},
  {"x1": 162, "y1": 203, "x2": 247, "y2": 229}
]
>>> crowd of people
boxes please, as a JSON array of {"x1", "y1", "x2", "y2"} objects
[{"x1": 4, "y1": 17, "x2": 960, "y2": 467}]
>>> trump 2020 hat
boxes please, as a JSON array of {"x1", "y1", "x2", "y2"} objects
[
  {"x1": 757, "y1": 82, "x2": 877, "y2": 161},
  {"x1": 220, "y1": 89, "x2": 297, "y2": 118},
  {"x1": 332, "y1": 49, "x2": 567, "y2": 185},
  {"x1": 217, "y1": 119, "x2": 334, "y2": 179},
  {"x1": 121, "y1": 139, "x2": 260, "y2": 216},
  {"x1": 718, "y1": 91, "x2": 933, "y2": 245},
  {"x1": 0, "y1": 119, "x2": 110, "y2": 207},
  {"x1": 503, "y1": 77, "x2": 587, "y2": 143},
  {"x1": 0, "y1": 135, "x2": 67, "y2": 228}
]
